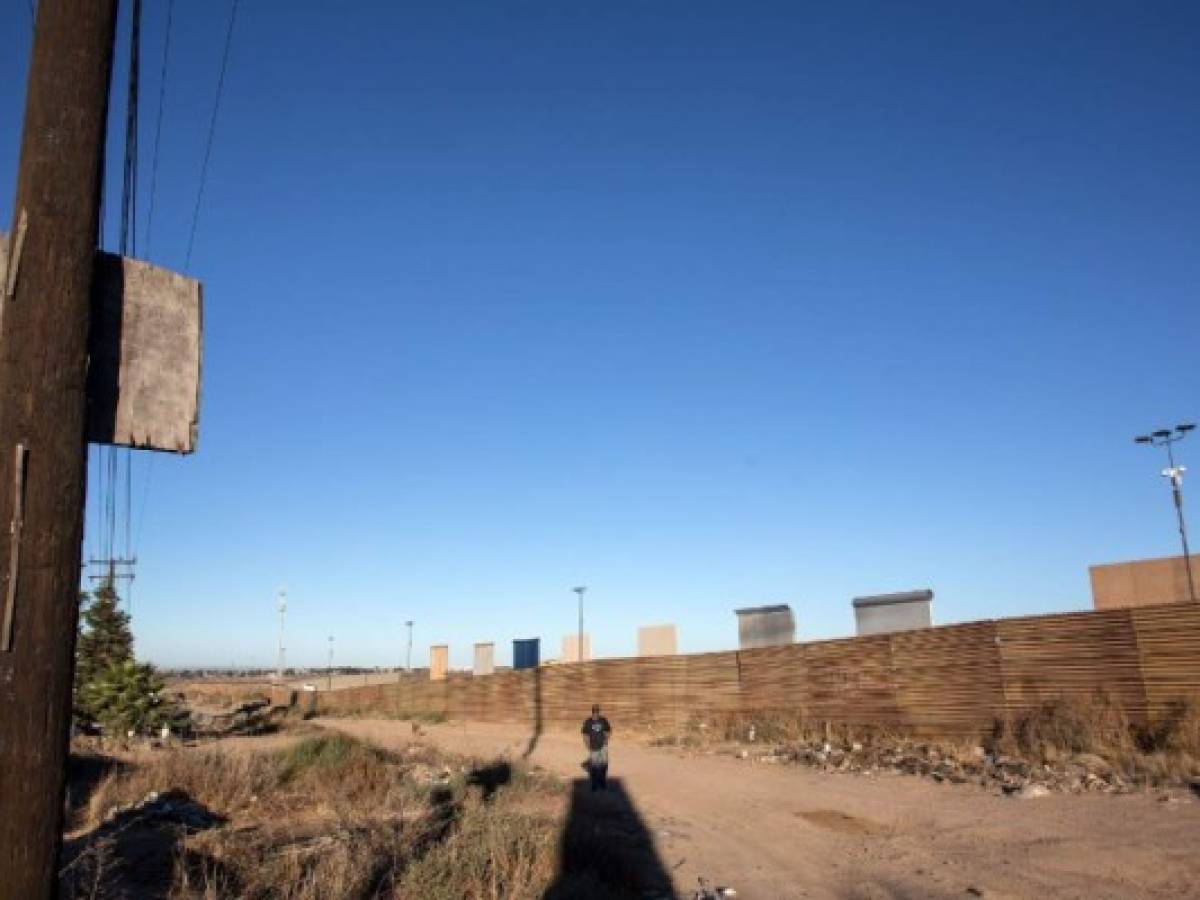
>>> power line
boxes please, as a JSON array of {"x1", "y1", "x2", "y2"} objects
[
  {"x1": 116, "y1": 0, "x2": 141, "y2": 568},
  {"x1": 92, "y1": 0, "x2": 143, "y2": 601},
  {"x1": 144, "y1": 0, "x2": 173, "y2": 257},
  {"x1": 119, "y1": 0, "x2": 141, "y2": 259},
  {"x1": 185, "y1": 0, "x2": 239, "y2": 270}
]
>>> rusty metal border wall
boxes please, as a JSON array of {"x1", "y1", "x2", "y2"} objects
[{"x1": 314, "y1": 603, "x2": 1200, "y2": 737}]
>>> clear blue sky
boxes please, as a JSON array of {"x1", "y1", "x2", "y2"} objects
[{"x1": 2, "y1": 1, "x2": 1197, "y2": 669}]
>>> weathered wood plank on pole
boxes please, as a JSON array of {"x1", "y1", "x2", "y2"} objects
[
  {"x1": 1, "y1": 236, "x2": 203, "y2": 454},
  {"x1": 0, "y1": 3, "x2": 119, "y2": 898}
]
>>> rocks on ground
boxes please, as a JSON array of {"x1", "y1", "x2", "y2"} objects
[{"x1": 730, "y1": 737, "x2": 1148, "y2": 797}]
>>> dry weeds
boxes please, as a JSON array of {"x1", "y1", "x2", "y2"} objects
[
  {"x1": 648, "y1": 694, "x2": 1200, "y2": 784},
  {"x1": 62, "y1": 733, "x2": 594, "y2": 900},
  {"x1": 991, "y1": 692, "x2": 1200, "y2": 781}
]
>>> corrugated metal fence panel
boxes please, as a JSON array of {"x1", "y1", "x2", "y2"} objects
[
  {"x1": 681, "y1": 651, "x2": 741, "y2": 720},
  {"x1": 736, "y1": 644, "x2": 808, "y2": 713},
  {"x1": 541, "y1": 665, "x2": 577, "y2": 727},
  {"x1": 889, "y1": 620, "x2": 1002, "y2": 735},
  {"x1": 574, "y1": 659, "x2": 632, "y2": 725},
  {"x1": 634, "y1": 656, "x2": 683, "y2": 728},
  {"x1": 307, "y1": 603, "x2": 1200, "y2": 738},
  {"x1": 997, "y1": 608, "x2": 1147, "y2": 719},
  {"x1": 1131, "y1": 602, "x2": 1200, "y2": 715},
  {"x1": 805, "y1": 635, "x2": 900, "y2": 726}
]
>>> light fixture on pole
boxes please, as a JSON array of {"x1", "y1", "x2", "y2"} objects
[
  {"x1": 1134, "y1": 423, "x2": 1197, "y2": 602},
  {"x1": 327, "y1": 635, "x2": 335, "y2": 691},
  {"x1": 275, "y1": 589, "x2": 287, "y2": 683},
  {"x1": 405, "y1": 620, "x2": 414, "y2": 675},
  {"x1": 572, "y1": 586, "x2": 587, "y2": 663}
]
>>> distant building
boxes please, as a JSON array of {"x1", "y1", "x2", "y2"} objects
[
  {"x1": 734, "y1": 604, "x2": 795, "y2": 649},
  {"x1": 1089, "y1": 554, "x2": 1199, "y2": 610},
  {"x1": 637, "y1": 624, "x2": 678, "y2": 657},
  {"x1": 561, "y1": 633, "x2": 592, "y2": 663},
  {"x1": 852, "y1": 589, "x2": 933, "y2": 636},
  {"x1": 473, "y1": 642, "x2": 494, "y2": 677}
]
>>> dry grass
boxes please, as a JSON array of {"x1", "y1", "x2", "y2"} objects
[
  {"x1": 991, "y1": 692, "x2": 1136, "y2": 762},
  {"x1": 395, "y1": 804, "x2": 559, "y2": 900},
  {"x1": 65, "y1": 733, "x2": 581, "y2": 900},
  {"x1": 991, "y1": 691, "x2": 1200, "y2": 781},
  {"x1": 646, "y1": 711, "x2": 902, "y2": 750},
  {"x1": 647, "y1": 695, "x2": 1200, "y2": 785}
]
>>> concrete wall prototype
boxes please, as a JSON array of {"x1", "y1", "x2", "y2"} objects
[
  {"x1": 638, "y1": 624, "x2": 678, "y2": 656},
  {"x1": 429, "y1": 645, "x2": 448, "y2": 681},
  {"x1": 854, "y1": 590, "x2": 933, "y2": 636},
  {"x1": 735, "y1": 605, "x2": 795, "y2": 649},
  {"x1": 561, "y1": 634, "x2": 592, "y2": 663},
  {"x1": 314, "y1": 603, "x2": 1200, "y2": 739},
  {"x1": 1090, "y1": 554, "x2": 1200, "y2": 609},
  {"x1": 473, "y1": 643, "x2": 495, "y2": 677}
]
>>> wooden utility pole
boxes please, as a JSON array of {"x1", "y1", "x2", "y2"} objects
[{"x1": 0, "y1": 3, "x2": 120, "y2": 898}]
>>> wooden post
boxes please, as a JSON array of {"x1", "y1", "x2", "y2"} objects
[{"x1": 0, "y1": 3, "x2": 119, "y2": 898}]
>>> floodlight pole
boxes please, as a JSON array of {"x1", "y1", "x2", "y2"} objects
[
  {"x1": 276, "y1": 589, "x2": 287, "y2": 682},
  {"x1": 572, "y1": 586, "x2": 587, "y2": 663},
  {"x1": 405, "y1": 620, "x2": 413, "y2": 676},
  {"x1": 327, "y1": 635, "x2": 334, "y2": 691},
  {"x1": 1135, "y1": 425, "x2": 1197, "y2": 603}
]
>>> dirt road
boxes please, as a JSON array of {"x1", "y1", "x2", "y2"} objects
[{"x1": 319, "y1": 718, "x2": 1199, "y2": 900}]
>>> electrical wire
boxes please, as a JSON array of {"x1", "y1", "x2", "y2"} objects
[
  {"x1": 116, "y1": 0, "x2": 142, "y2": 576},
  {"x1": 91, "y1": 0, "x2": 144, "y2": 594},
  {"x1": 135, "y1": 0, "x2": 176, "y2": 560},
  {"x1": 185, "y1": 0, "x2": 239, "y2": 270},
  {"x1": 120, "y1": 0, "x2": 141, "y2": 259},
  {"x1": 144, "y1": 0, "x2": 173, "y2": 257}
]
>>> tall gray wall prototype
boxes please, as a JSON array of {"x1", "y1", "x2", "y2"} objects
[{"x1": 735, "y1": 604, "x2": 796, "y2": 649}]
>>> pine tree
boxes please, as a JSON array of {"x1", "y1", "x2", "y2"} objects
[{"x1": 75, "y1": 578, "x2": 137, "y2": 726}]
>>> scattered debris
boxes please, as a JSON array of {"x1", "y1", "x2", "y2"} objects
[
  {"x1": 186, "y1": 698, "x2": 279, "y2": 738},
  {"x1": 733, "y1": 737, "x2": 1145, "y2": 796},
  {"x1": 1015, "y1": 783, "x2": 1050, "y2": 800},
  {"x1": 694, "y1": 876, "x2": 737, "y2": 899}
]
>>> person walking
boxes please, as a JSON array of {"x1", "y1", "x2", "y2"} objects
[{"x1": 581, "y1": 703, "x2": 612, "y2": 791}]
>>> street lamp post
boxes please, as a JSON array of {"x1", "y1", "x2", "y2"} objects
[
  {"x1": 275, "y1": 589, "x2": 287, "y2": 683},
  {"x1": 1135, "y1": 423, "x2": 1197, "y2": 603},
  {"x1": 572, "y1": 586, "x2": 587, "y2": 663},
  {"x1": 327, "y1": 635, "x2": 334, "y2": 691},
  {"x1": 405, "y1": 620, "x2": 413, "y2": 677}
]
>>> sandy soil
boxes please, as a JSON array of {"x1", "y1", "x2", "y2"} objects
[{"x1": 318, "y1": 717, "x2": 1200, "y2": 900}]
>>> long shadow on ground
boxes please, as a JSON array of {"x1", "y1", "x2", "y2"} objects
[
  {"x1": 544, "y1": 777, "x2": 674, "y2": 899},
  {"x1": 59, "y1": 790, "x2": 228, "y2": 899},
  {"x1": 64, "y1": 753, "x2": 129, "y2": 828}
]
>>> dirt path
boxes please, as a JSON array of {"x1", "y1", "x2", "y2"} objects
[{"x1": 319, "y1": 718, "x2": 1200, "y2": 900}]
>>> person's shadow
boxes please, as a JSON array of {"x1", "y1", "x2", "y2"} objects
[{"x1": 543, "y1": 777, "x2": 674, "y2": 899}]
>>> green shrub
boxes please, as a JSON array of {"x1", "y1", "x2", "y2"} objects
[
  {"x1": 278, "y1": 734, "x2": 361, "y2": 779},
  {"x1": 80, "y1": 659, "x2": 172, "y2": 736}
]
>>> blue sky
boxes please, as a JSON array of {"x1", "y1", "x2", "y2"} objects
[{"x1": 2, "y1": 1, "x2": 1197, "y2": 669}]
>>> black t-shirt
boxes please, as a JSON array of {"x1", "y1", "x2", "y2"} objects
[{"x1": 581, "y1": 716, "x2": 612, "y2": 751}]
